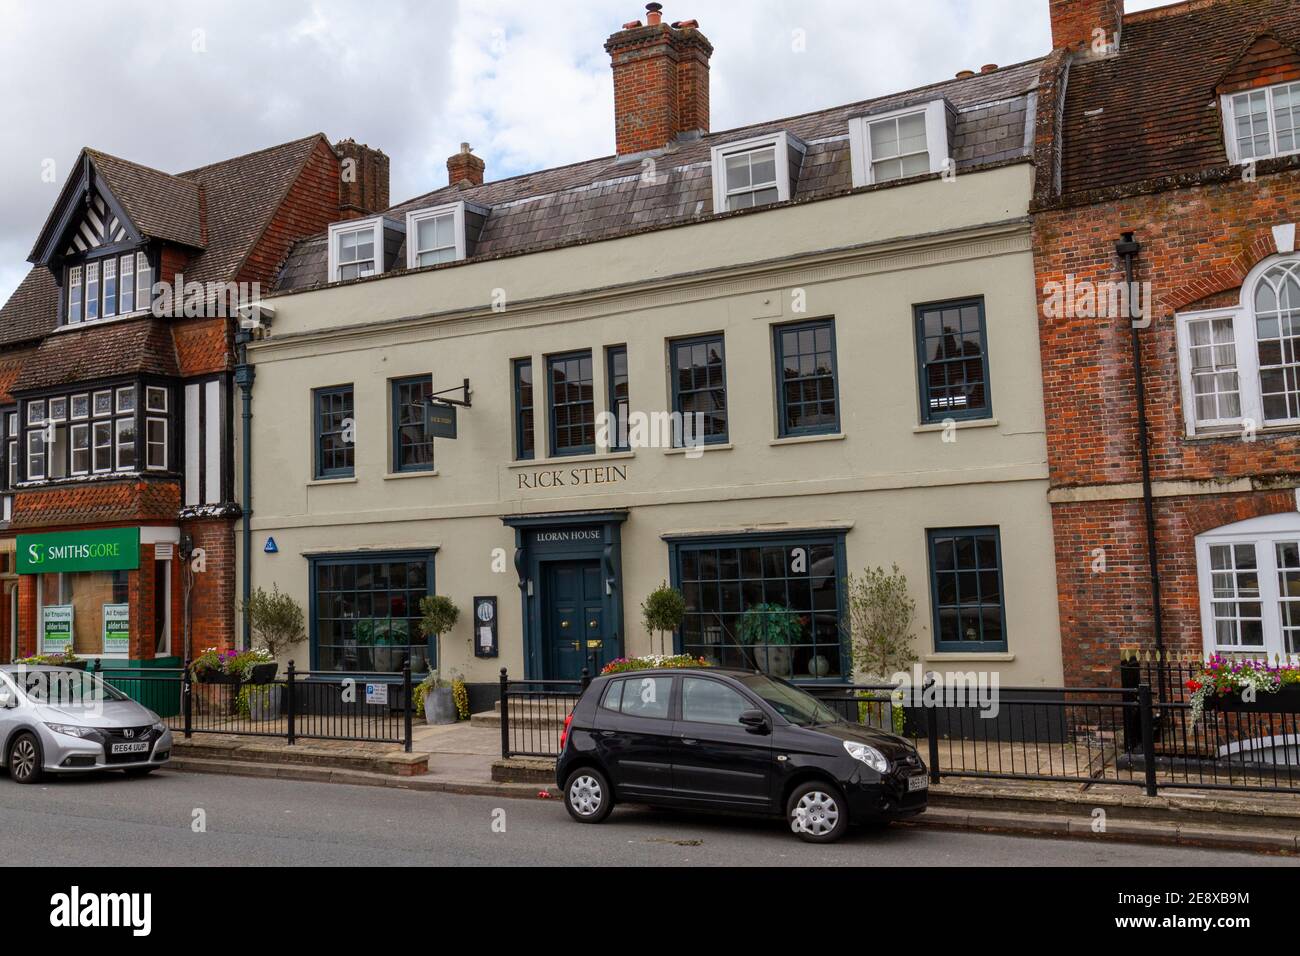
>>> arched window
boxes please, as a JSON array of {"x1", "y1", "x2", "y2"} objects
[
  {"x1": 1196, "y1": 513, "x2": 1300, "y2": 659},
  {"x1": 1177, "y1": 256, "x2": 1300, "y2": 435}
]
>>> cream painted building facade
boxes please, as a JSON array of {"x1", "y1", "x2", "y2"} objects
[{"x1": 241, "y1": 30, "x2": 1062, "y2": 691}]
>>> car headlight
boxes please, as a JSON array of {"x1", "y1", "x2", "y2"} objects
[
  {"x1": 152, "y1": 722, "x2": 167, "y2": 734},
  {"x1": 45, "y1": 722, "x2": 97, "y2": 739},
  {"x1": 843, "y1": 740, "x2": 889, "y2": 774}
]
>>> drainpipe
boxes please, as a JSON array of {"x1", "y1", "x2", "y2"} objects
[
  {"x1": 1115, "y1": 232, "x2": 1165, "y2": 656},
  {"x1": 235, "y1": 330, "x2": 255, "y2": 652}
]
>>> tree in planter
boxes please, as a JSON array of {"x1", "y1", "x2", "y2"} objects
[
  {"x1": 418, "y1": 595, "x2": 460, "y2": 686},
  {"x1": 844, "y1": 565, "x2": 918, "y2": 734},
  {"x1": 641, "y1": 582, "x2": 686, "y2": 656},
  {"x1": 239, "y1": 585, "x2": 305, "y2": 661}
]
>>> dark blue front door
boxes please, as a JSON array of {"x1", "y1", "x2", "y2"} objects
[{"x1": 545, "y1": 560, "x2": 605, "y2": 680}]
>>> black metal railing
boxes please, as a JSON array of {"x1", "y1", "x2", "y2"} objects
[
  {"x1": 499, "y1": 668, "x2": 588, "y2": 759},
  {"x1": 95, "y1": 660, "x2": 414, "y2": 752}
]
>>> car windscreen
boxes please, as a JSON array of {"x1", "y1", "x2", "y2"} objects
[
  {"x1": 734, "y1": 673, "x2": 843, "y2": 727},
  {"x1": 10, "y1": 669, "x2": 128, "y2": 706}
]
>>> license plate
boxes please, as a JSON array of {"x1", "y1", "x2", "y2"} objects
[
  {"x1": 908, "y1": 774, "x2": 929, "y2": 792},
  {"x1": 111, "y1": 742, "x2": 149, "y2": 755}
]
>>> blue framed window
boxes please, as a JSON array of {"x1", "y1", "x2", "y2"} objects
[
  {"x1": 513, "y1": 359, "x2": 534, "y2": 461},
  {"x1": 915, "y1": 297, "x2": 992, "y2": 423},
  {"x1": 668, "y1": 532, "x2": 847, "y2": 681},
  {"x1": 775, "y1": 319, "x2": 839, "y2": 436},
  {"x1": 547, "y1": 350, "x2": 595, "y2": 457},
  {"x1": 927, "y1": 526, "x2": 1007, "y2": 652},
  {"x1": 313, "y1": 385, "x2": 354, "y2": 479},
  {"x1": 391, "y1": 375, "x2": 433, "y2": 473},
  {"x1": 606, "y1": 345, "x2": 630, "y2": 452},
  {"x1": 670, "y1": 333, "x2": 728, "y2": 445},
  {"x1": 309, "y1": 551, "x2": 435, "y2": 672}
]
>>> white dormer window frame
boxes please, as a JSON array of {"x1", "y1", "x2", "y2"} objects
[
  {"x1": 849, "y1": 100, "x2": 950, "y2": 188},
  {"x1": 327, "y1": 217, "x2": 385, "y2": 283},
  {"x1": 710, "y1": 133, "x2": 793, "y2": 213},
  {"x1": 1221, "y1": 80, "x2": 1300, "y2": 165},
  {"x1": 406, "y1": 202, "x2": 467, "y2": 269}
]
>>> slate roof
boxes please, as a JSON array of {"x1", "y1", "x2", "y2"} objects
[
  {"x1": 0, "y1": 134, "x2": 327, "y2": 350},
  {"x1": 1059, "y1": 0, "x2": 1300, "y2": 198},
  {"x1": 276, "y1": 59, "x2": 1042, "y2": 294},
  {"x1": 10, "y1": 315, "x2": 179, "y2": 392}
]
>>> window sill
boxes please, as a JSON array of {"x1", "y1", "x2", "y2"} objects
[
  {"x1": 1184, "y1": 424, "x2": 1300, "y2": 442},
  {"x1": 913, "y1": 418, "x2": 998, "y2": 434},
  {"x1": 383, "y1": 469, "x2": 439, "y2": 481},
  {"x1": 663, "y1": 443, "x2": 733, "y2": 457},
  {"x1": 924, "y1": 651, "x2": 1015, "y2": 662},
  {"x1": 51, "y1": 309, "x2": 153, "y2": 334},
  {"x1": 507, "y1": 451, "x2": 635, "y2": 470},
  {"x1": 307, "y1": 476, "x2": 357, "y2": 487},
  {"x1": 770, "y1": 432, "x2": 845, "y2": 447}
]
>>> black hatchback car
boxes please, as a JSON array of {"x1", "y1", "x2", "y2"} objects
[{"x1": 556, "y1": 667, "x2": 928, "y2": 843}]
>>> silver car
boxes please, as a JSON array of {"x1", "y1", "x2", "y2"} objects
[{"x1": 0, "y1": 665, "x2": 173, "y2": 783}]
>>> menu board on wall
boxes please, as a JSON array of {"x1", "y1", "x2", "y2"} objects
[
  {"x1": 102, "y1": 604, "x2": 131, "y2": 656},
  {"x1": 41, "y1": 605, "x2": 73, "y2": 654}
]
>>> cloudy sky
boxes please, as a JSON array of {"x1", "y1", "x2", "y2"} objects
[{"x1": 0, "y1": 0, "x2": 1174, "y2": 304}]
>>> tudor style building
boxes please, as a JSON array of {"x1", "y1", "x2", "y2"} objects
[
  {"x1": 1033, "y1": 0, "x2": 1300, "y2": 685},
  {"x1": 0, "y1": 134, "x2": 387, "y2": 667},
  {"x1": 245, "y1": 7, "x2": 1065, "y2": 690}
]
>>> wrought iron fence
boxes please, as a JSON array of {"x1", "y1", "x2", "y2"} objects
[
  {"x1": 95, "y1": 661, "x2": 413, "y2": 751},
  {"x1": 499, "y1": 669, "x2": 588, "y2": 759}
]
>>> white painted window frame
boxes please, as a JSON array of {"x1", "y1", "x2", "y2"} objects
[
  {"x1": 849, "y1": 100, "x2": 950, "y2": 188},
  {"x1": 1197, "y1": 513, "x2": 1300, "y2": 661},
  {"x1": 406, "y1": 203, "x2": 467, "y2": 269},
  {"x1": 1221, "y1": 81, "x2": 1300, "y2": 165},
  {"x1": 327, "y1": 217, "x2": 385, "y2": 283},
  {"x1": 710, "y1": 132, "x2": 793, "y2": 213},
  {"x1": 69, "y1": 422, "x2": 89, "y2": 476},
  {"x1": 145, "y1": 416, "x2": 167, "y2": 471},
  {"x1": 1176, "y1": 255, "x2": 1300, "y2": 436}
]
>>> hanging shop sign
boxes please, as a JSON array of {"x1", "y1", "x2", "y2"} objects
[
  {"x1": 42, "y1": 605, "x2": 73, "y2": 654},
  {"x1": 425, "y1": 402, "x2": 458, "y2": 440},
  {"x1": 102, "y1": 604, "x2": 131, "y2": 655},
  {"x1": 17, "y1": 527, "x2": 140, "y2": 574}
]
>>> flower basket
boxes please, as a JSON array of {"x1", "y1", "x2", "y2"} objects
[
  {"x1": 1204, "y1": 683, "x2": 1300, "y2": 714},
  {"x1": 197, "y1": 670, "x2": 241, "y2": 685}
]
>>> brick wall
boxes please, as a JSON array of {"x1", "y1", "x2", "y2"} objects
[
  {"x1": 241, "y1": 138, "x2": 345, "y2": 286},
  {"x1": 182, "y1": 517, "x2": 235, "y2": 657}
]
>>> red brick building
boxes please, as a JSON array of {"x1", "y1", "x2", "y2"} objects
[
  {"x1": 1034, "y1": 0, "x2": 1300, "y2": 685},
  {"x1": 0, "y1": 134, "x2": 386, "y2": 667}
]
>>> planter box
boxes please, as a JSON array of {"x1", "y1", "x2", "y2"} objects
[
  {"x1": 197, "y1": 671, "x2": 242, "y2": 685},
  {"x1": 1206, "y1": 684, "x2": 1300, "y2": 714}
]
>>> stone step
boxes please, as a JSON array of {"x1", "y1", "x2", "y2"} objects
[
  {"x1": 470, "y1": 709, "x2": 567, "y2": 730},
  {"x1": 492, "y1": 757, "x2": 557, "y2": 785},
  {"x1": 171, "y1": 737, "x2": 429, "y2": 777}
]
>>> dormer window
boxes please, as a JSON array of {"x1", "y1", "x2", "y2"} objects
[
  {"x1": 1223, "y1": 81, "x2": 1300, "y2": 164},
  {"x1": 85, "y1": 263, "x2": 99, "y2": 321},
  {"x1": 849, "y1": 100, "x2": 953, "y2": 187},
  {"x1": 61, "y1": 250, "x2": 153, "y2": 327},
  {"x1": 328, "y1": 218, "x2": 389, "y2": 282},
  {"x1": 406, "y1": 204, "x2": 466, "y2": 268},
  {"x1": 710, "y1": 133, "x2": 796, "y2": 212}
]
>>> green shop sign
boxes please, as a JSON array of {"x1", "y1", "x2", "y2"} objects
[{"x1": 17, "y1": 527, "x2": 140, "y2": 574}]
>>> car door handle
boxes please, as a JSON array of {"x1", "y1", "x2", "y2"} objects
[
  {"x1": 680, "y1": 737, "x2": 698, "y2": 745},
  {"x1": 598, "y1": 730, "x2": 616, "y2": 737}
]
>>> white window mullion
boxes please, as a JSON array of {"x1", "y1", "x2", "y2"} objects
[{"x1": 1234, "y1": 307, "x2": 1264, "y2": 430}]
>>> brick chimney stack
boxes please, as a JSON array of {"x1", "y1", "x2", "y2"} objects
[
  {"x1": 605, "y1": 4, "x2": 713, "y2": 156},
  {"x1": 334, "y1": 139, "x2": 391, "y2": 219},
  {"x1": 1049, "y1": 0, "x2": 1123, "y2": 53},
  {"x1": 447, "y1": 142, "x2": 486, "y2": 188}
]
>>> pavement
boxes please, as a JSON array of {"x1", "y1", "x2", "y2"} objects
[{"x1": 4, "y1": 769, "x2": 1297, "y2": 867}]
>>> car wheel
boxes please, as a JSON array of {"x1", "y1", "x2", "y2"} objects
[
  {"x1": 563, "y1": 767, "x2": 613, "y2": 824},
  {"x1": 787, "y1": 781, "x2": 849, "y2": 844},
  {"x1": 8, "y1": 733, "x2": 44, "y2": 785},
  {"x1": 123, "y1": 766, "x2": 155, "y2": 778}
]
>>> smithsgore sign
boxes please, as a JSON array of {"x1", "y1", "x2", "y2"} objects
[{"x1": 17, "y1": 528, "x2": 141, "y2": 574}]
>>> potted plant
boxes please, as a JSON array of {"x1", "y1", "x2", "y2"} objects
[
  {"x1": 239, "y1": 584, "x2": 303, "y2": 674},
  {"x1": 737, "y1": 603, "x2": 802, "y2": 676},
  {"x1": 418, "y1": 595, "x2": 460, "y2": 724},
  {"x1": 641, "y1": 582, "x2": 686, "y2": 656},
  {"x1": 844, "y1": 565, "x2": 920, "y2": 733},
  {"x1": 1188, "y1": 656, "x2": 1300, "y2": 723},
  {"x1": 17, "y1": 651, "x2": 85, "y2": 670}
]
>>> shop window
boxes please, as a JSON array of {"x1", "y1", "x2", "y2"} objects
[
  {"x1": 669, "y1": 334, "x2": 729, "y2": 445},
  {"x1": 775, "y1": 319, "x2": 839, "y2": 437},
  {"x1": 513, "y1": 359, "x2": 534, "y2": 461},
  {"x1": 391, "y1": 375, "x2": 434, "y2": 473},
  {"x1": 915, "y1": 298, "x2": 992, "y2": 423},
  {"x1": 313, "y1": 385, "x2": 355, "y2": 479},
  {"x1": 927, "y1": 527, "x2": 1007, "y2": 652},
  {"x1": 38, "y1": 570, "x2": 131, "y2": 657},
  {"x1": 310, "y1": 553, "x2": 435, "y2": 672},
  {"x1": 672, "y1": 534, "x2": 845, "y2": 680},
  {"x1": 547, "y1": 351, "x2": 595, "y2": 457}
]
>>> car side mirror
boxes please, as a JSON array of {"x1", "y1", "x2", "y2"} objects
[{"x1": 738, "y1": 709, "x2": 769, "y2": 734}]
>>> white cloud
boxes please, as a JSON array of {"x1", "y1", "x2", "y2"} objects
[{"x1": 0, "y1": 0, "x2": 1183, "y2": 304}]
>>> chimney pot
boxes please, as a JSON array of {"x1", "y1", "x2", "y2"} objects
[
  {"x1": 956, "y1": 69, "x2": 976, "y2": 79},
  {"x1": 646, "y1": 2, "x2": 663, "y2": 25},
  {"x1": 980, "y1": 63, "x2": 998, "y2": 74}
]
